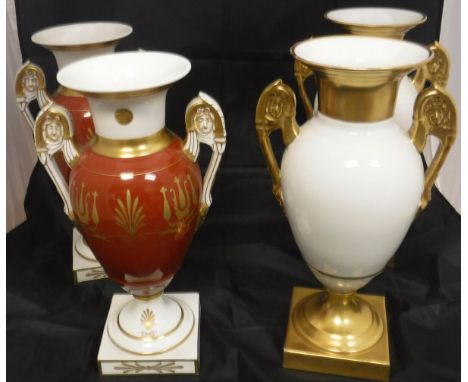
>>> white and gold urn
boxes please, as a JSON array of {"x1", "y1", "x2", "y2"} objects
[{"x1": 255, "y1": 35, "x2": 456, "y2": 381}]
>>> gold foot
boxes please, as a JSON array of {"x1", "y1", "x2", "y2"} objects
[{"x1": 284, "y1": 287, "x2": 390, "y2": 381}]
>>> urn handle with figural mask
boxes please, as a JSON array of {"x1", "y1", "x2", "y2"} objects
[
  {"x1": 255, "y1": 35, "x2": 456, "y2": 381},
  {"x1": 33, "y1": 51, "x2": 226, "y2": 358}
]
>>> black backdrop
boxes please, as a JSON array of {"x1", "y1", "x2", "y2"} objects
[{"x1": 7, "y1": 0, "x2": 460, "y2": 381}]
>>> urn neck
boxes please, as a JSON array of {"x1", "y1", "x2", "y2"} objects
[
  {"x1": 291, "y1": 35, "x2": 432, "y2": 123},
  {"x1": 87, "y1": 89, "x2": 169, "y2": 141},
  {"x1": 49, "y1": 45, "x2": 117, "y2": 70},
  {"x1": 315, "y1": 70, "x2": 401, "y2": 122}
]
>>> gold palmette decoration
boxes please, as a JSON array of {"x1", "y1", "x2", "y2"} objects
[
  {"x1": 255, "y1": 79, "x2": 298, "y2": 208},
  {"x1": 140, "y1": 309, "x2": 156, "y2": 330},
  {"x1": 410, "y1": 84, "x2": 457, "y2": 210},
  {"x1": 115, "y1": 189, "x2": 146, "y2": 236}
]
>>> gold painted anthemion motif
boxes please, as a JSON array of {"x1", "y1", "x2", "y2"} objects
[
  {"x1": 113, "y1": 361, "x2": 184, "y2": 374},
  {"x1": 115, "y1": 189, "x2": 146, "y2": 236},
  {"x1": 140, "y1": 308, "x2": 156, "y2": 330}
]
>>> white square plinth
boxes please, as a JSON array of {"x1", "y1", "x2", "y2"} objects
[
  {"x1": 72, "y1": 229, "x2": 107, "y2": 284},
  {"x1": 97, "y1": 293, "x2": 200, "y2": 376}
]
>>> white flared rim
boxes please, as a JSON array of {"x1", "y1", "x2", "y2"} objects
[
  {"x1": 325, "y1": 7, "x2": 426, "y2": 28},
  {"x1": 57, "y1": 51, "x2": 191, "y2": 96},
  {"x1": 31, "y1": 21, "x2": 133, "y2": 49},
  {"x1": 291, "y1": 35, "x2": 431, "y2": 71}
]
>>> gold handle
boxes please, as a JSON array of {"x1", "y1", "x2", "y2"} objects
[
  {"x1": 15, "y1": 60, "x2": 52, "y2": 131},
  {"x1": 183, "y1": 92, "x2": 227, "y2": 222},
  {"x1": 294, "y1": 59, "x2": 315, "y2": 119},
  {"x1": 255, "y1": 79, "x2": 299, "y2": 208},
  {"x1": 409, "y1": 84, "x2": 457, "y2": 211},
  {"x1": 413, "y1": 41, "x2": 450, "y2": 92},
  {"x1": 35, "y1": 102, "x2": 80, "y2": 219}
]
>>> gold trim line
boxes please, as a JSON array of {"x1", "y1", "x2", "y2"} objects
[
  {"x1": 325, "y1": 9, "x2": 427, "y2": 40},
  {"x1": 92, "y1": 129, "x2": 173, "y2": 158},
  {"x1": 69, "y1": 84, "x2": 172, "y2": 100},
  {"x1": 39, "y1": 37, "x2": 124, "y2": 52}
]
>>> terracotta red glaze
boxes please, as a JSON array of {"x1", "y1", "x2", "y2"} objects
[
  {"x1": 52, "y1": 91, "x2": 96, "y2": 180},
  {"x1": 69, "y1": 134, "x2": 202, "y2": 291}
]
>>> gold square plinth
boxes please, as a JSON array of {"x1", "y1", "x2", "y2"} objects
[{"x1": 283, "y1": 287, "x2": 390, "y2": 382}]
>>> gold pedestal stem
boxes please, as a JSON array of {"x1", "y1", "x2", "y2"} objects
[{"x1": 292, "y1": 290, "x2": 384, "y2": 354}]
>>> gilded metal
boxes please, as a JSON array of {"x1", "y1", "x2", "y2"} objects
[
  {"x1": 409, "y1": 84, "x2": 457, "y2": 211},
  {"x1": 294, "y1": 59, "x2": 314, "y2": 119},
  {"x1": 324, "y1": 9, "x2": 427, "y2": 40},
  {"x1": 291, "y1": 37, "x2": 433, "y2": 122},
  {"x1": 292, "y1": 291, "x2": 384, "y2": 353},
  {"x1": 284, "y1": 287, "x2": 390, "y2": 382},
  {"x1": 115, "y1": 108, "x2": 133, "y2": 125},
  {"x1": 92, "y1": 128, "x2": 173, "y2": 158},
  {"x1": 183, "y1": 92, "x2": 227, "y2": 222},
  {"x1": 413, "y1": 41, "x2": 450, "y2": 92},
  {"x1": 115, "y1": 189, "x2": 146, "y2": 236},
  {"x1": 255, "y1": 79, "x2": 299, "y2": 208}
]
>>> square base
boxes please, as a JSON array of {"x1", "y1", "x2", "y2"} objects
[
  {"x1": 283, "y1": 287, "x2": 390, "y2": 382},
  {"x1": 98, "y1": 293, "x2": 200, "y2": 376},
  {"x1": 72, "y1": 228, "x2": 107, "y2": 284}
]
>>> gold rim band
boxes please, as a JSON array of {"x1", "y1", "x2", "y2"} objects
[
  {"x1": 324, "y1": 11, "x2": 427, "y2": 40},
  {"x1": 310, "y1": 266, "x2": 383, "y2": 281},
  {"x1": 91, "y1": 129, "x2": 173, "y2": 158},
  {"x1": 40, "y1": 38, "x2": 123, "y2": 52}
]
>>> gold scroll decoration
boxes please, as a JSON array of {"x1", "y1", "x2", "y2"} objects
[{"x1": 413, "y1": 41, "x2": 450, "y2": 92}]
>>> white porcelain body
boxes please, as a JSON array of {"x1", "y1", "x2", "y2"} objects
[{"x1": 281, "y1": 113, "x2": 423, "y2": 292}]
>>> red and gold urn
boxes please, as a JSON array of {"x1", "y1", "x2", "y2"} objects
[
  {"x1": 33, "y1": 51, "x2": 226, "y2": 357},
  {"x1": 15, "y1": 22, "x2": 133, "y2": 282}
]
